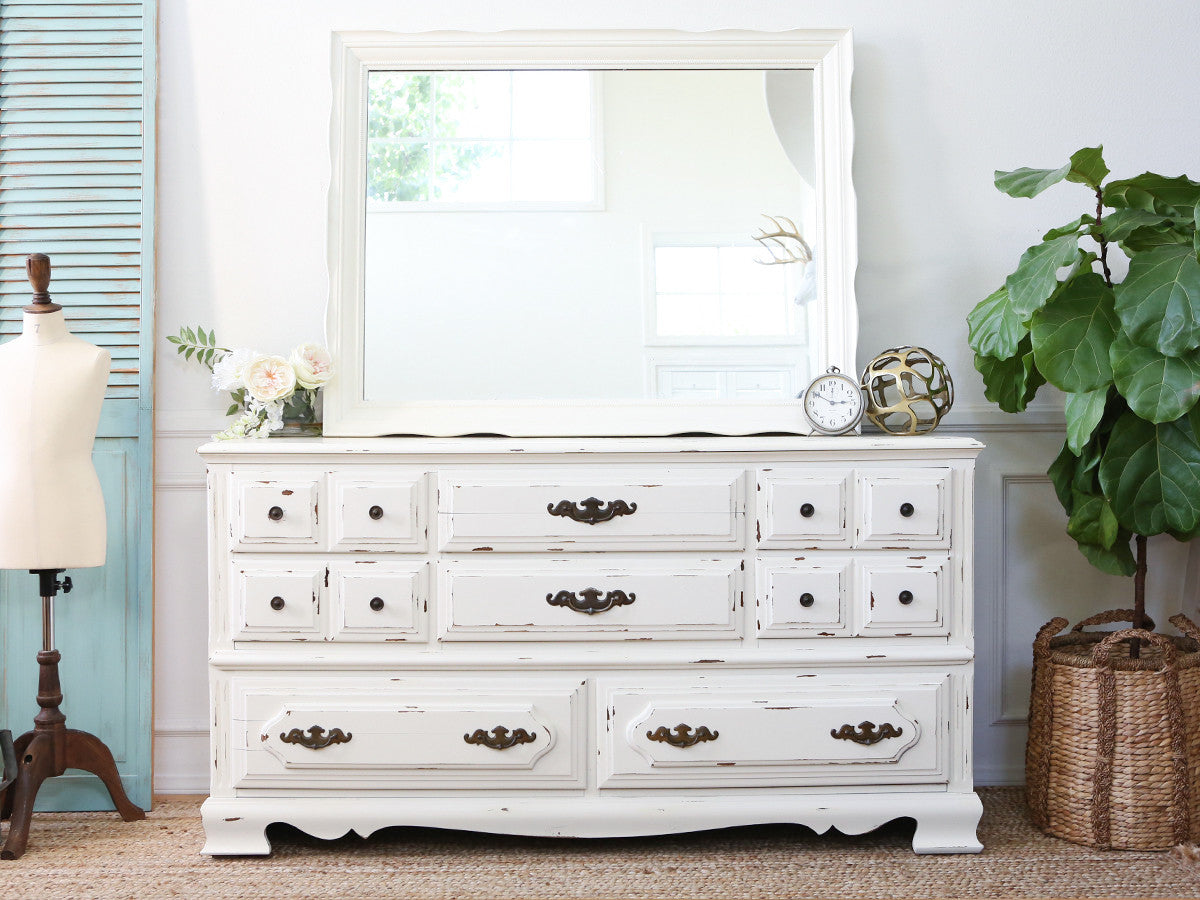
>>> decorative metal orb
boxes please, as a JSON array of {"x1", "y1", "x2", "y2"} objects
[{"x1": 860, "y1": 346, "x2": 954, "y2": 435}]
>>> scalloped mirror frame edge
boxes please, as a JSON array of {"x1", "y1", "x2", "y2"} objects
[{"x1": 325, "y1": 28, "x2": 857, "y2": 437}]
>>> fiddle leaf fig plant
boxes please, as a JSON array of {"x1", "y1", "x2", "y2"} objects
[{"x1": 968, "y1": 146, "x2": 1200, "y2": 646}]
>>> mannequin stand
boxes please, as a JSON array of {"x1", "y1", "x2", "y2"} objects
[{"x1": 0, "y1": 570, "x2": 144, "y2": 859}]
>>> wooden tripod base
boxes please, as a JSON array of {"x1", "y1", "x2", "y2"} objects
[{"x1": 0, "y1": 649, "x2": 144, "y2": 860}]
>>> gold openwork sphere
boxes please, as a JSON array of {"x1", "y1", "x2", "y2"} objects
[{"x1": 860, "y1": 346, "x2": 954, "y2": 435}]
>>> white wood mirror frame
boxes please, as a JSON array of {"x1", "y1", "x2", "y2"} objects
[{"x1": 325, "y1": 28, "x2": 856, "y2": 437}]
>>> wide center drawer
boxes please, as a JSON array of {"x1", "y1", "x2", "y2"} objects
[
  {"x1": 599, "y1": 674, "x2": 948, "y2": 788},
  {"x1": 437, "y1": 468, "x2": 745, "y2": 551},
  {"x1": 232, "y1": 675, "x2": 585, "y2": 789},
  {"x1": 439, "y1": 557, "x2": 741, "y2": 641}
]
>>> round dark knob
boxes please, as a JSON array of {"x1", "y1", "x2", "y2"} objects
[
  {"x1": 369, "y1": 505, "x2": 384, "y2": 520},
  {"x1": 268, "y1": 506, "x2": 284, "y2": 521},
  {"x1": 898, "y1": 590, "x2": 914, "y2": 605},
  {"x1": 270, "y1": 596, "x2": 286, "y2": 611},
  {"x1": 899, "y1": 502, "x2": 915, "y2": 518},
  {"x1": 369, "y1": 597, "x2": 385, "y2": 612},
  {"x1": 799, "y1": 592, "x2": 815, "y2": 608},
  {"x1": 800, "y1": 503, "x2": 815, "y2": 518}
]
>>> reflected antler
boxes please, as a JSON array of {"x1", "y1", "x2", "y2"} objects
[{"x1": 751, "y1": 215, "x2": 813, "y2": 265}]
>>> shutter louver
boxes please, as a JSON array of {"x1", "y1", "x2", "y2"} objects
[{"x1": 0, "y1": 0, "x2": 147, "y2": 399}]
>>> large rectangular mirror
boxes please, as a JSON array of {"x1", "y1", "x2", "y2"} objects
[{"x1": 327, "y1": 30, "x2": 857, "y2": 436}]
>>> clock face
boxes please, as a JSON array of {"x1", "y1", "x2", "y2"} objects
[{"x1": 803, "y1": 373, "x2": 864, "y2": 434}]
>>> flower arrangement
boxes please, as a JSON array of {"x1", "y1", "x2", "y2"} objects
[{"x1": 168, "y1": 326, "x2": 333, "y2": 440}]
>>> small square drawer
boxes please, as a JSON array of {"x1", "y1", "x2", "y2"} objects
[
  {"x1": 329, "y1": 472, "x2": 426, "y2": 551},
  {"x1": 756, "y1": 557, "x2": 850, "y2": 637},
  {"x1": 757, "y1": 470, "x2": 850, "y2": 548},
  {"x1": 233, "y1": 563, "x2": 324, "y2": 640},
  {"x1": 856, "y1": 469, "x2": 950, "y2": 548},
  {"x1": 233, "y1": 473, "x2": 321, "y2": 550},
  {"x1": 859, "y1": 556, "x2": 950, "y2": 636},
  {"x1": 330, "y1": 561, "x2": 427, "y2": 642}
]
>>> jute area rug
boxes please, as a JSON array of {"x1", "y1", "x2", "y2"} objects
[{"x1": 0, "y1": 788, "x2": 1196, "y2": 899}]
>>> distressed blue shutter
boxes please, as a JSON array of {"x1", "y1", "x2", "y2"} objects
[{"x1": 0, "y1": 0, "x2": 154, "y2": 810}]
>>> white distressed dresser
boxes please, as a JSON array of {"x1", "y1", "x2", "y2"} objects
[{"x1": 199, "y1": 436, "x2": 984, "y2": 855}]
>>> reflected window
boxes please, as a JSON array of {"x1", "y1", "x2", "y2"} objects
[
  {"x1": 653, "y1": 244, "x2": 802, "y2": 340},
  {"x1": 366, "y1": 70, "x2": 600, "y2": 207}
]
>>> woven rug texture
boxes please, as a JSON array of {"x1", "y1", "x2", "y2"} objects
[{"x1": 0, "y1": 788, "x2": 1196, "y2": 899}]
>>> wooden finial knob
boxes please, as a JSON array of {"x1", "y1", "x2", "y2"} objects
[{"x1": 24, "y1": 253, "x2": 62, "y2": 313}]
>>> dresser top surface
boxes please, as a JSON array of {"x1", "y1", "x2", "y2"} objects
[{"x1": 199, "y1": 435, "x2": 984, "y2": 460}]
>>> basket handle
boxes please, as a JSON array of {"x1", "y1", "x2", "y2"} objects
[
  {"x1": 1091, "y1": 628, "x2": 1178, "y2": 670},
  {"x1": 1168, "y1": 613, "x2": 1200, "y2": 643},
  {"x1": 1033, "y1": 617, "x2": 1070, "y2": 658},
  {"x1": 1071, "y1": 609, "x2": 1157, "y2": 633}
]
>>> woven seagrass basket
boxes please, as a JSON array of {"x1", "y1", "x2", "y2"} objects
[{"x1": 1026, "y1": 610, "x2": 1200, "y2": 850}]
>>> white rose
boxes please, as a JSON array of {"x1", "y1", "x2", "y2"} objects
[
  {"x1": 211, "y1": 347, "x2": 257, "y2": 392},
  {"x1": 242, "y1": 354, "x2": 297, "y2": 403},
  {"x1": 290, "y1": 343, "x2": 334, "y2": 390}
]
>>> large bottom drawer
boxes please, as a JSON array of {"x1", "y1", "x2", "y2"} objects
[
  {"x1": 231, "y1": 675, "x2": 586, "y2": 790},
  {"x1": 599, "y1": 673, "x2": 950, "y2": 788}
]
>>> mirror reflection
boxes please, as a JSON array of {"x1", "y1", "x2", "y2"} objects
[{"x1": 363, "y1": 68, "x2": 819, "y2": 404}]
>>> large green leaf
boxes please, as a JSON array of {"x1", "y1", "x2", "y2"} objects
[
  {"x1": 1113, "y1": 244, "x2": 1200, "y2": 355},
  {"x1": 1006, "y1": 234, "x2": 1082, "y2": 318},
  {"x1": 1042, "y1": 214, "x2": 1095, "y2": 241},
  {"x1": 1098, "y1": 412, "x2": 1200, "y2": 537},
  {"x1": 967, "y1": 285, "x2": 1025, "y2": 359},
  {"x1": 1030, "y1": 273, "x2": 1117, "y2": 392},
  {"x1": 1066, "y1": 489, "x2": 1119, "y2": 548},
  {"x1": 994, "y1": 163, "x2": 1070, "y2": 198},
  {"x1": 1078, "y1": 533, "x2": 1137, "y2": 576},
  {"x1": 1105, "y1": 173, "x2": 1200, "y2": 215},
  {"x1": 1119, "y1": 225, "x2": 1192, "y2": 254},
  {"x1": 1110, "y1": 330, "x2": 1200, "y2": 423},
  {"x1": 1097, "y1": 207, "x2": 1176, "y2": 242},
  {"x1": 1065, "y1": 146, "x2": 1109, "y2": 189},
  {"x1": 1064, "y1": 387, "x2": 1109, "y2": 455},
  {"x1": 976, "y1": 335, "x2": 1045, "y2": 413},
  {"x1": 1048, "y1": 441, "x2": 1077, "y2": 512}
]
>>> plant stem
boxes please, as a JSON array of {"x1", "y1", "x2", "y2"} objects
[
  {"x1": 1132, "y1": 533, "x2": 1148, "y2": 658},
  {"x1": 1095, "y1": 187, "x2": 1114, "y2": 288}
]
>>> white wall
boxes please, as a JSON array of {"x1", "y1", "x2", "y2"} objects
[{"x1": 155, "y1": 0, "x2": 1200, "y2": 791}]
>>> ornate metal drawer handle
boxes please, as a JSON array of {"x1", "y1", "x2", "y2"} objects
[
  {"x1": 830, "y1": 721, "x2": 903, "y2": 746},
  {"x1": 546, "y1": 588, "x2": 635, "y2": 615},
  {"x1": 464, "y1": 726, "x2": 537, "y2": 750},
  {"x1": 280, "y1": 725, "x2": 353, "y2": 750},
  {"x1": 547, "y1": 497, "x2": 637, "y2": 525},
  {"x1": 646, "y1": 724, "x2": 719, "y2": 748}
]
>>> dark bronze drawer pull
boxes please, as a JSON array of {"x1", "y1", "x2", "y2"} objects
[
  {"x1": 464, "y1": 726, "x2": 537, "y2": 750},
  {"x1": 831, "y1": 721, "x2": 903, "y2": 746},
  {"x1": 546, "y1": 588, "x2": 635, "y2": 615},
  {"x1": 799, "y1": 592, "x2": 815, "y2": 608},
  {"x1": 547, "y1": 497, "x2": 637, "y2": 525},
  {"x1": 267, "y1": 505, "x2": 284, "y2": 521},
  {"x1": 647, "y1": 724, "x2": 719, "y2": 748},
  {"x1": 269, "y1": 596, "x2": 285, "y2": 611},
  {"x1": 280, "y1": 725, "x2": 353, "y2": 750},
  {"x1": 898, "y1": 590, "x2": 914, "y2": 605},
  {"x1": 369, "y1": 596, "x2": 385, "y2": 611},
  {"x1": 800, "y1": 502, "x2": 815, "y2": 518},
  {"x1": 368, "y1": 505, "x2": 384, "y2": 520},
  {"x1": 899, "y1": 502, "x2": 915, "y2": 518}
]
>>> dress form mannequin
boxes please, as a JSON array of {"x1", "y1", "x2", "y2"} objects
[{"x1": 0, "y1": 255, "x2": 143, "y2": 860}]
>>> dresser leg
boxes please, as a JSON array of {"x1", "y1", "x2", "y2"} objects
[
  {"x1": 910, "y1": 792, "x2": 984, "y2": 854},
  {"x1": 200, "y1": 800, "x2": 273, "y2": 856}
]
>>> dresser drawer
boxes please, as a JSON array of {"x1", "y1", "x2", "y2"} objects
[
  {"x1": 232, "y1": 472, "x2": 322, "y2": 550},
  {"x1": 856, "y1": 469, "x2": 950, "y2": 548},
  {"x1": 599, "y1": 674, "x2": 948, "y2": 788},
  {"x1": 232, "y1": 675, "x2": 585, "y2": 789},
  {"x1": 329, "y1": 560, "x2": 428, "y2": 642},
  {"x1": 329, "y1": 471, "x2": 426, "y2": 551},
  {"x1": 232, "y1": 562, "x2": 324, "y2": 640},
  {"x1": 757, "y1": 469, "x2": 851, "y2": 548},
  {"x1": 756, "y1": 557, "x2": 850, "y2": 637},
  {"x1": 439, "y1": 558, "x2": 741, "y2": 641},
  {"x1": 860, "y1": 556, "x2": 950, "y2": 636},
  {"x1": 437, "y1": 468, "x2": 745, "y2": 551}
]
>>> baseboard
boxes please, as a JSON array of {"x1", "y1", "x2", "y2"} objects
[
  {"x1": 973, "y1": 764, "x2": 1025, "y2": 787},
  {"x1": 153, "y1": 727, "x2": 209, "y2": 794}
]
